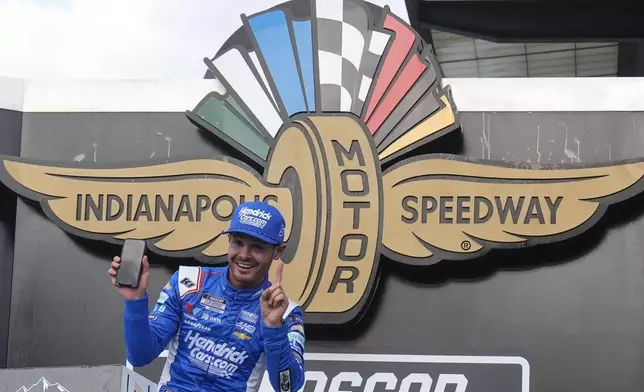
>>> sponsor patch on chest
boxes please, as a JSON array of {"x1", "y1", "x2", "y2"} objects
[
  {"x1": 240, "y1": 310, "x2": 258, "y2": 324},
  {"x1": 233, "y1": 331, "x2": 252, "y2": 340},
  {"x1": 236, "y1": 321, "x2": 256, "y2": 334},
  {"x1": 200, "y1": 293, "x2": 227, "y2": 313}
]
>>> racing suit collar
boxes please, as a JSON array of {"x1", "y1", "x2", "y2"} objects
[{"x1": 221, "y1": 265, "x2": 271, "y2": 301}]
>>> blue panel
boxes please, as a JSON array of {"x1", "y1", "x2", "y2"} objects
[
  {"x1": 248, "y1": 11, "x2": 307, "y2": 116},
  {"x1": 293, "y1": 20, "x2": 315, "y2": 112}
]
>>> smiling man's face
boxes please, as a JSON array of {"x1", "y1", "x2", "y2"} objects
[{"x1": 227, "y1": 233, "x2": 285, "y2": 289}]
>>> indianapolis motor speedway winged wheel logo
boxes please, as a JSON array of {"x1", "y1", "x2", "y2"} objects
[{"x1": 2, "y1": 0, "x2": 644, "y2": 325}]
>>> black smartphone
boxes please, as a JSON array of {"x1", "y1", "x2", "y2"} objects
[{"x1": 115, "y1": 239, "x2": 146, "y2": 288}]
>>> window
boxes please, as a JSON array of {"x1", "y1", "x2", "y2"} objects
[{"x1": 431, "y1": 30, "x2": 618, "y2": 78}]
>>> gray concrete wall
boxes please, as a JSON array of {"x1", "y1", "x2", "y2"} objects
[
  {"x1": 0, "y1": 108, "x2": 22, "y2": 369},
  {"x1": 7, "y1": 110, "x2": 644, "y2": 392}
]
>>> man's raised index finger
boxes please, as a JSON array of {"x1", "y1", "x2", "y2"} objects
[{"x1": 274, "y1": 261, "x2": 284, "y2": 284}]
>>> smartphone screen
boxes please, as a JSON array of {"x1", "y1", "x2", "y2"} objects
[{"x1": 115, "y1": 239, "x2": 146, "y2": 288}]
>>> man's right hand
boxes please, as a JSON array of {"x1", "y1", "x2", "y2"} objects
[{"x1": 108, "y1": 255, "x2": 150, "y2": 300}]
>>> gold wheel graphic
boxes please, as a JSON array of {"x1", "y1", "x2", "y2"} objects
[{"x1": 265, "y1": 114, "x2": 383, "y2": 324}]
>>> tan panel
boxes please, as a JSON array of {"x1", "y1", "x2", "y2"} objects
[{"x1": 378, "y1": 95, "x2": 456, "y2": 160}]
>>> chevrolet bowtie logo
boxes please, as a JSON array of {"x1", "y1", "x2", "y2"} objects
[{"x1": 2, "y1": 0, "x2": 644, "y2": 325}]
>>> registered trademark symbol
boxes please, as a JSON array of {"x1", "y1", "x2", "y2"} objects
[{"x1": 461, "y1": 241, "x2": 471, "y2": 251}]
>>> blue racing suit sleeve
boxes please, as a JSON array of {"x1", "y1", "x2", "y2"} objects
[
  {"x1": 123, "y1": 271, "x2": 181, "y2": 367},
  {"x1": 263, "y1": 306, "x2": 306, "y2": 392}
]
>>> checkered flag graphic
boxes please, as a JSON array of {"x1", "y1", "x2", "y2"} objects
[{"x1": 315, "y1": 0, "x2": 391, "y2": 115}]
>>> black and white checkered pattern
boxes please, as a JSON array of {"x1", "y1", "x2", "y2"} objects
[{"x1": 315, "y1": 0, "x2": 391, "y2": 115}]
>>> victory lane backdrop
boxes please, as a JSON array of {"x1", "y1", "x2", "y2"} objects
[{"x1": 2, "y1": 1, "x2": 644, "y2": 391}]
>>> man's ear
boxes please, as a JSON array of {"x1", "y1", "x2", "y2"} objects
[{"x1": 273, "y1": 244, "x2": 286, "y2": 260}]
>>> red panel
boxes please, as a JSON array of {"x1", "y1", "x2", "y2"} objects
[
  {"x1": 363, "y1": 14, "x2": 416, "y2": 123},
  {"x1": 367, "y1": 54, "x2": 427, "y2": 134}
]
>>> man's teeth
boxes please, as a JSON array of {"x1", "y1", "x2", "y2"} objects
[{"x1": 237, "y1": 262, "x2": 255, "y2": 269}]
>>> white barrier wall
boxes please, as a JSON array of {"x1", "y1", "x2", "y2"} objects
[{"x1": 2, "y1": 76, "x2": 644, "y2": 113}]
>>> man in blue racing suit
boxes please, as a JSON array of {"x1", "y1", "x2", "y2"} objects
[{"x1": 108, "y1": 201, "x2": 305, "y2": 391}]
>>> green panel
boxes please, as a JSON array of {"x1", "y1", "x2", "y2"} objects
[
  {"x1": 196, "y1": 96, "x2": 270, "y2": 161},
  {"x1": 225, "y1": 96, "x2": 263, "y2": 133}
]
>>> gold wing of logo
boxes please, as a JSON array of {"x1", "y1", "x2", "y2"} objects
[
  {"x1": 381, "y1": 154, "x2": 644, "y2": 265},
  {"x1": 0, "y1": 156, "x2": 292, "y2": 263}
]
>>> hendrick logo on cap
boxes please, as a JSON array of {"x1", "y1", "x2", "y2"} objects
[{"x1": 238, "y1": 207, "x2": 272, "y2": 229}]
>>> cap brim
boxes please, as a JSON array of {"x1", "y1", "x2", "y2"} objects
[{"x1": 221, "y1": 228, "x2": 281, "y2": 245}]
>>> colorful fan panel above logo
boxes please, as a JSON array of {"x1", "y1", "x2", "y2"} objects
[{"x1": 189, "y1": 0, "x2": 459, "y2": 166}]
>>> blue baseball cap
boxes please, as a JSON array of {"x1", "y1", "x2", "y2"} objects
[{"x1": 222, "y1": 201, "x2": 286, "y2": 245}]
